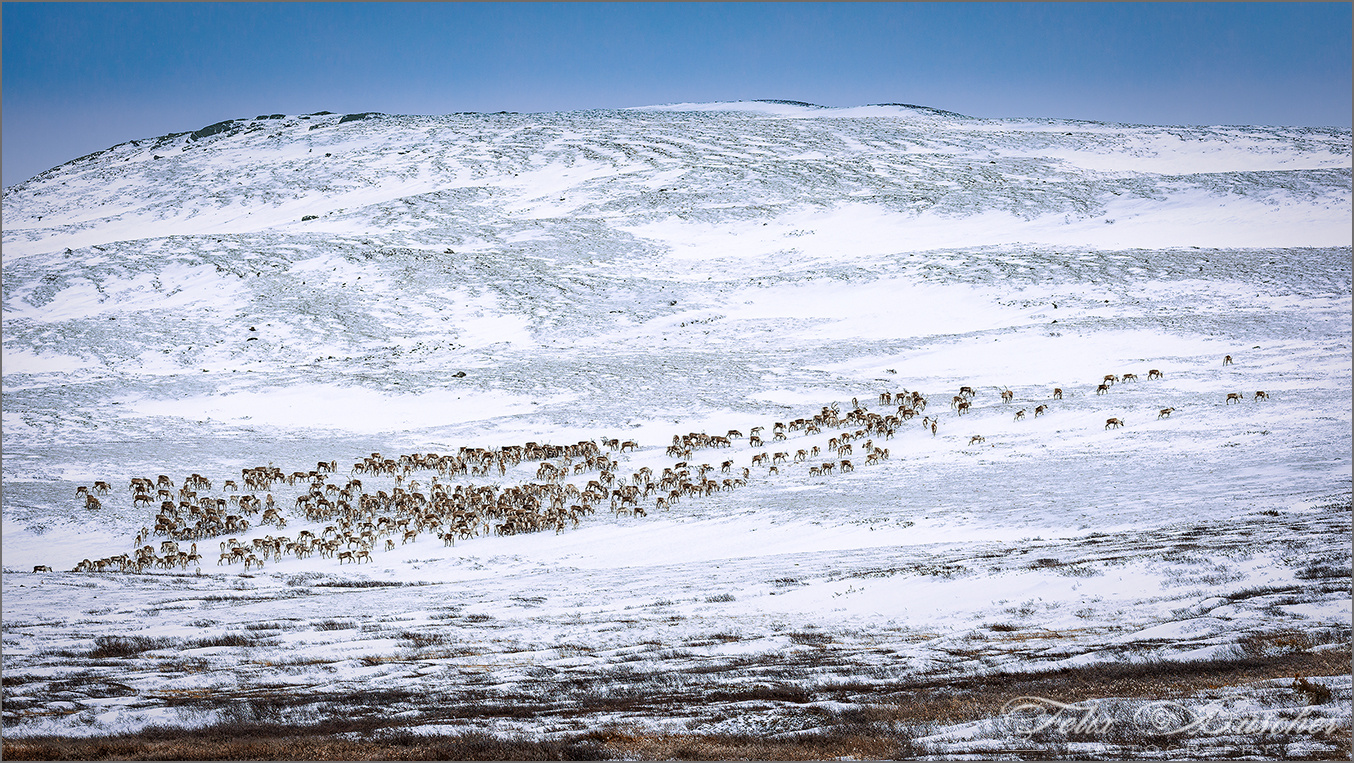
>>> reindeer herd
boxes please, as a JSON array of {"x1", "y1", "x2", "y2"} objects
[{"x1": 44, "y1": 353, "x2": 1271, "y2": 575}]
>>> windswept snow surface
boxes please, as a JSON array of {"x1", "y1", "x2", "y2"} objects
[{"x1": 3, "y1": 104, "x2": 1350, "y2": 752}]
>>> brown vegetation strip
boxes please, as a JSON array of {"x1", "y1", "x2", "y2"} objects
[
  {"x1": 857, "y1": 643, "x2": 1352, "y2": 725},
  {"x1": 0, "y1": 726, "x2": 921, "y2": 761},
  {"x1": 1, "y1": 731, "x2": 611, "y2": 761},
  {"x1": 5, "y1": 647, "x2": 1349, "y2": 760}
]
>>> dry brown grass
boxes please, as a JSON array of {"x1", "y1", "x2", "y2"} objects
[
  {"x1": 2, "y1": 732, "x2": 609, "y2": 761},
  {"x1": 585, "y1": 727, "x2": 917, "y2": 760},
  {"x1": 859, "y1": 645, "x2": 1352, "y2": 726},
  {"x1": 2, "y1": 726, "x2": 917, "y2": 761},
  {"x1": 6, "y1": 646, "x2": 1348, "y2": 760}
]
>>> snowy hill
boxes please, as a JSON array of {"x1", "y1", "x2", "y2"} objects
[{"x1": 2, "y1": 103, "x2": 1350, "y2": 753}]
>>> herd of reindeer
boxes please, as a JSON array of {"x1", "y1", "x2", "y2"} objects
[{"x1": 45, "y1": 355, "x2": 1269, "y2": 575}]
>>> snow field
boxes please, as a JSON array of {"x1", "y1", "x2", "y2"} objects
[{"x1": 2, "y1": 103, "x2": 1349, "y2": 750}]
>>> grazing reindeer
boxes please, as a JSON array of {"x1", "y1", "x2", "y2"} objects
[
  {"x1": 1226, "y1": 393, "x2": 1243, "y2": 404},
  {"x1": 956, "y1": 401, "x2": 971, "y2": 415},
  {"x1": 968, "y1": 435, "x2": 986, "y2": 446},
  {"x1": 1121, "y1": 373, "x2": 1138, "y2": 382},
  {"x1": 1105, "y1": 417, "x2": 1124, "y2": 429},
  {"x1": 1158, "y1": 407, "x2": 1175, "y2": 419},
  {"x1": 93, "y1": 481, "x2": 112, "y2": 495},
  {"x1": 1254, "y1": 390, "x2": 1269, "y2": 401},
  {"x1": 1103, "y1": 374, "x2": 1119, "y2": 386},
  {"x1": 1147, "y1": 369, "x2": 1163, "y2": 379},
  {"x1": 1095, "y1": 383, "x2": 1110, "y2": 396},
  {"x1": 33, "y1": 565, "x2": 53, "y2": 573}
]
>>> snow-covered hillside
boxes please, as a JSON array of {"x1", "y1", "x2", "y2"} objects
[{"x1": 2, "y1": 102, "x2": 1350, "y2": 756}]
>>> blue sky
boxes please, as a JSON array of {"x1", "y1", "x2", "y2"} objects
[{"x1": 3, "y1": 2, "x2": 1351, "y2": 188}]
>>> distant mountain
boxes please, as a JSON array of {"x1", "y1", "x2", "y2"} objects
[{"x1": 4, "y1": 103, "x2": 1348, "y2": 259}]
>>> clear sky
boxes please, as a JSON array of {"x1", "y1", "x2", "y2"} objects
[{"x1": 3, "y1": 2, "x2": 1351, "y2": 188}]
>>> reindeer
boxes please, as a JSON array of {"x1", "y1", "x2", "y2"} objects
[
  {"x1": 1223, "y1": 355, "x2": 1233, "y2": 365},
  {"x1": 1147, "y1": 369, "x2": 1163, "y2": 379},
  {"x1": 85, "y1": 495, "x2": 102, "y2": 510},
  {"x1": 840, "y1": 460, "x2": 854, "y2": 473},
  {"x1": 959, "y1": 386, "x2": 976, "y2": 399},
  {"x1": 1226, "y1": 393, "x2": 1243, "y2": 404},
  {"x1": 968, "y1": 435, "x2": 986, "y2": 446},
  {"x1": 1105, "y1": 418, "x2": 1124, "y2": 429},
  {"x1": 93, "y1": 481, "x2": 112, "y2": 495},
  {"x1": 32, "y1": 565, "x2": 53, "y2": 573},
  {"x1": 1000, "y1": 389, "x2": 1014, "y2": 404},
  {"x1": 956, "y1": 401, "x2": 971, "y2": 415},
  {"x1": 1254, "y1": 391, "x2": 1269, "y2": 401},
  {"x1": 1121, "y1": 373, "x2": 1138, "y2": 383},
  {"x1": 1033, "y1": 404, "x2": 1048, "y2": 417},
  {"x1": 1095, "y1": 383, "x2": 1110, "y2": 395},
  {"x1": 1103, "y1": 374, "x2": 1119, "y2": 386},
  {"x1": 1052, "y1": 388, "x2": 1063, "y2": 400},
  {"x1": 1013, "y1": 409, "x2": 1026, "y2": 421},
  {"x1": 1157, "y1": 407, "x2": 1175, "y2": 419}
]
